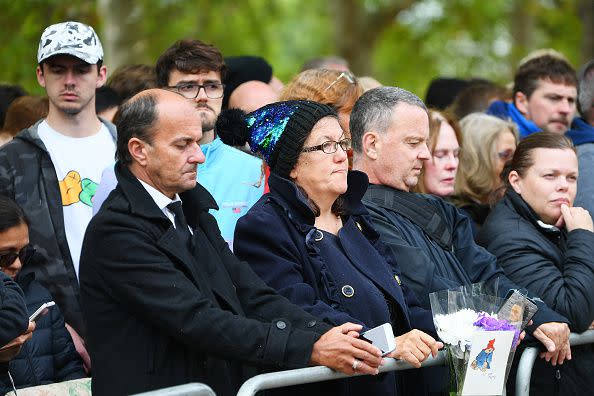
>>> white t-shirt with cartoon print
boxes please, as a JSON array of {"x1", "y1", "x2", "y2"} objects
[{"x1": 38, "y1": 120, "x2": 115, "y2": 278}]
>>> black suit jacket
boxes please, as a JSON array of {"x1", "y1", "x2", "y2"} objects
[{"x1": 80, "y1": 163, "x2": 332, "y2": 396}]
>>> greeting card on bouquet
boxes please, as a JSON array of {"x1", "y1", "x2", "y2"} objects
[{"x1": 461, "y1": 330, "x2": 514, "y2": 396}]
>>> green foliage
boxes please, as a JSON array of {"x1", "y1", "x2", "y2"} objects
[{"x1": 0, "y1": 0, "x2": 588, "y2": 99}]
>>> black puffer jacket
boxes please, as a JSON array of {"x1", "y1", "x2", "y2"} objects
[
  {"x1": 0, "y1": 273, "x2": 85, "y2": 395},
  {"x1": 0, "y1": 272, "x2": 28, "y2": 384},
  {"x1": 477, "y1": 189, "x2": 594, "y2": 396}
]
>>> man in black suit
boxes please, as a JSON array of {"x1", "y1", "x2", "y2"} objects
[{"x1": 80, "y1": 89, "x2": 383, "y2": 396}]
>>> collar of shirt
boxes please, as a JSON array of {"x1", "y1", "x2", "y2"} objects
[{"x1": 137, "y1": 179, "x2": 181, "y2": 227}]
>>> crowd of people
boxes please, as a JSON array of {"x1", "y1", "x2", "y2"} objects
[{"x1": 0, "y1": 19, "x2": 593, "y2": 396}]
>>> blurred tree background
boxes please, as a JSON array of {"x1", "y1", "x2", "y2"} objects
[{"x1": 1, "y1": 0, "x2": 591, "y2": 98}]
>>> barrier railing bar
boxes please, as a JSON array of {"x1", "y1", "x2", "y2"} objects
[
  {"x1": 132, "y1": 382, "x2": 217, "y2": 396},
  {"x1": 515, "y1": 329, "x2": 594, "y2": 396},
  {"x1": 236, "y1": 350, "x2": 446, "y2": 396}
]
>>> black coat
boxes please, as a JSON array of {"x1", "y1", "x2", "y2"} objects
[
  {"x1": 0, "y1": 272, "x2": 28, "y2": 347},
  {"x1": 0, "y1": 274, "x2": 84, "y2": 395},
  {"x1": 478, "y1": 190, "x2": 594, "y2": 395},
  {"x1": 0, "y1": 272, "x2": 28, "y2": 381},
  {"x1": 80, "y1": 163, "x2": 333, "y2": 396}
]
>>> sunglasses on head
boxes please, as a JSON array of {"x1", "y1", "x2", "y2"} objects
[
  {"x1": 324, "y1": 72, "x2": 356, "y2": 92},
  {"x1": 0, "y1": 245, "x2": 35, "y2": 268}
]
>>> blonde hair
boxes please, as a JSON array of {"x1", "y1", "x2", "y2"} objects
[
  {"x1": 280, "y1": 69, "x2": 363, "y2": 125},
  {"x1": 414, "y1": 109, "x2": 462, "y2": 194},
  {"x1": 454, "y1": 113, "x2": 518, "y2": 203},
  {"x1": 358, "y1": 76, "x2": 382, "y2": 92}
]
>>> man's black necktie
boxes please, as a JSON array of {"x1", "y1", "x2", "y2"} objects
[{"x1": 167, "y1": 201, "x2": 192, "y2": 249}]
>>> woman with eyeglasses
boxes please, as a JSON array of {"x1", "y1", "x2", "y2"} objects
[
  {"x1": 477, "y1": 133, "x2": 594, "y2": 396},
  {"x1": 0, "y1": 196, "x2": 84, "y2": 395},
  {"x1": 414, "y1": 110, "x2": 462, "y2": 197},
  {"x1": 218, "y1": 101, "x2": 440, "y2": 396},
  {"x1": 450, "y1": 112, "x2": 519, "y2": 236}
]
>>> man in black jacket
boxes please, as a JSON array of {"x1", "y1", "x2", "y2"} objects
[
  {"x1": 0, "y1": 23, "x2": 116, "y2": 371},
  {"x1": 350, "y1": 87, "x2": 572, "y2": 378},
  {"x1": 80, "y1": 89, "x2": 383, "y2": 396}
]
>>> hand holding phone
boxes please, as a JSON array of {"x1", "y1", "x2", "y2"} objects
[
  {"x1": 29, "y1": 301, "x2": 55, "y2": 322},
  {"x1": 361, "y1": 323, "x2": 396, "y2": 356}
]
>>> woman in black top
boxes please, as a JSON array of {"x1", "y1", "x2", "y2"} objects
[{"x1": 478, "y1": 132, "x2": 594, "y2": 396}]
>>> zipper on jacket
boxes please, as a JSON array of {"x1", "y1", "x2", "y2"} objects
[{"x1": 7, "y1": 370, "x2": 18, "y2": 395}]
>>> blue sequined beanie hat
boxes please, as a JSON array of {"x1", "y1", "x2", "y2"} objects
[{"x1": 216, "y1": 100, "x2": 336, "y2": 178}]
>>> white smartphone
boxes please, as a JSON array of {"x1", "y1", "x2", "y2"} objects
[
  {"x1": 29, "y1": 301, "x2": 56, "y2": 322},
  {"x1": 362, "y1": 323, "x2": 396, "y2": 356}
]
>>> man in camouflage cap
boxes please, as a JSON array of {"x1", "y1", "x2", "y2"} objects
[{"x1": 0, "y1": 21, "x2": 116, "y2": 371}]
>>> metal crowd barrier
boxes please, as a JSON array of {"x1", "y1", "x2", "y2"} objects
[
  {"x1": 236, "y1": 350, "x2": 447, "y2": 396},
  {"x1": 515, "y1": 329, "x2": 594, "y2": 396},
  {"x1": 132, "y1": 383, "x2": 217, "y2": 396}
]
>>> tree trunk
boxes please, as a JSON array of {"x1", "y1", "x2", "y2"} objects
[
  {"x1": 577, "y1": 0, "x2": 593, "y2": 64},
  {"x1": 97, "y1": 0, "x2": 146, "y2": 73},
  {"x1": 330, "y1": 0, "x2": 413, "y2": 76},
  {"x1": 509, "y1": 0, "x2": 535, "y2": 69}
]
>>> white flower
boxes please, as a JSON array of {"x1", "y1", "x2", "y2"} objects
[{"x1": 433, "y1": 309, "x2": 494, "y2": 352}]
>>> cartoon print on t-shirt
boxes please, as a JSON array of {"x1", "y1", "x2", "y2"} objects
[
  {"x1": 59, "y1": 171, "x2": 98, "y2": 207},
  {"x1": 80, "y1": 178, "x2": 98, "y2": 206}
]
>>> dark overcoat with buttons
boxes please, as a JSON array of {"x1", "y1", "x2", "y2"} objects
[
  {"x1": 79, "y1": 163, "x2": 332, "y2": 396},
  {"x1": 234, "y1": 171, "x2": 435, "y2": 396}
]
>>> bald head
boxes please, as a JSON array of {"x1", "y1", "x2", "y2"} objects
[
  {"x1": 116, "y1": 88, "x2": 205, "y2": 197},
  {"x1": 115, "y1": 89, "x2": 199, "y2": 165},
  {"x1": 228, "y1": 80, "x2": 279, "y2": 112}
]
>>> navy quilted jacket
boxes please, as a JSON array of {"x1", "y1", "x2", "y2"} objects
[{"x1": 0, "y1": 273, "x2": 84, "y2": 394}]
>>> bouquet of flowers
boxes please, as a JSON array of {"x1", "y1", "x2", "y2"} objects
[{"x1": 429, "y1": 283, "x2": 537, "y2": 396}]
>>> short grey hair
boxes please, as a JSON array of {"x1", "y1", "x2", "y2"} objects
[
  {"x1": 350, "y1": 86, "x2": 427, "y2": 153},
  {"x1": 578, "y1": 59, "x2": 594, "y2": 121}
]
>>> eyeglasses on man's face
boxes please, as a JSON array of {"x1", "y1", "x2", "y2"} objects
[
  {"x1": 0, "y1": 245, "x2": 35, "y2": 268},
  {"x1": 302, "y1": 138, "x2": 352, "y2": 154},
  {"x1": 324, "y1": 72, "x2": 356, "y2": 92},
  {"x1": 168, "y1": 82, "x2": 225, "y2": 99}
]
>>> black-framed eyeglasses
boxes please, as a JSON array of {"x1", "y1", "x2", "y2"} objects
[
  {"x1": 324, "y1": 72, "x2": 356, "y2": 92},
  {"x1": 167, "y1": 82, "x2": 225, "y2": 99},
  {"x1": 302, "y1": 138, "x2": 352, "y2": 154},
  {"x1": 0, "y1": 245, "x2": 35, "y2": 268}
]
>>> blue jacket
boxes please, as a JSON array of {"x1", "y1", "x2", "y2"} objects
[
  {"x1": 199, "y1": 138, "x2": 264, "y2": 249},
  {"x1": 234, "y1": 171, "x2": 434, "y2": 396},
  {"x1": 567, "y1": 117, "x2": 594, "y2": 214},
  {"x1": 0, "y1": 273, "x2": 84, "y2": 395},
  {"x1": 487, "y1": 100, "x2": 541, "y2": 138}
]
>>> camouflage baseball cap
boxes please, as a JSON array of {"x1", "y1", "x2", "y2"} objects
[{"x1": 37, "y1": 21, "x2": 103, "y2": 64}]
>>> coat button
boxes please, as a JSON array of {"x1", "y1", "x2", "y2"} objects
[
  {"x1": 356, "y1": 222, "x2": 362, "y2": 232},
  {"x1": 314, "y1": 230, "x2": 324, "y2": 241},
  {"x1": 394, "y1": 275, "x2": 402, "y2": 285},
  {"x1": 276, "y1": 320, "x2": 287, "y2": 330},
  {"x1": 341, "y1": 285, "x2": 355, "y2": 298},
  {"x1": 307, "y1": 320, "x2": 317, "y2": 328}
]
